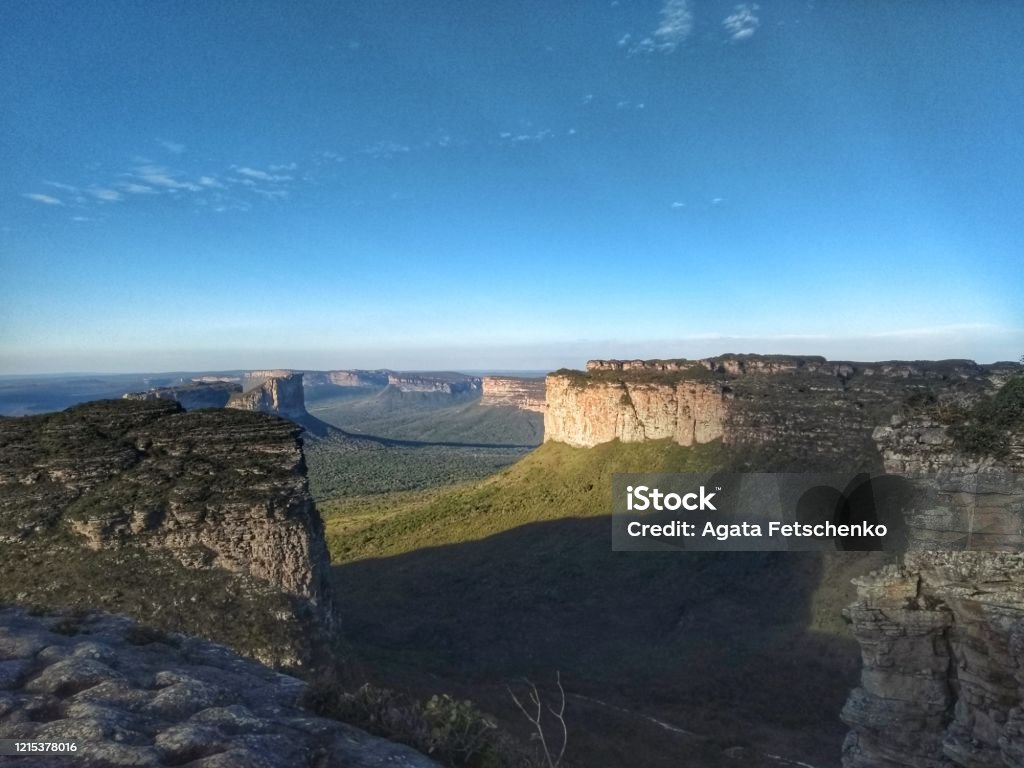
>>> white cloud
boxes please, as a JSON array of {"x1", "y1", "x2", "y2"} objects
[
  {"x1": 90, "y1": 187, "x2": 123, "y2": 202},
  {"x1": 23, "y1": 193, "x2": 63, "y2": 205},
  {"x1": 269, "y1": 162, "x2": 297, "y2": 171},
  {"x1": 235, "y1": 166, "x2": 293, "y2": 182},
  {"x1": 44, "y1": 181, "x2": 78, "y2": 192},
  {"x1": 361, "y1": 142, "x2": 411, "y2": 159},
  {"x1": 134, "y1": 165, "x2": 201, "y2": 191},
  {"x1": 671, "y1": 201, "x2": 686, "y2": 209},
  {"x1": 631, "y1": 0, "x2": 693, "y2": 54},
  {"x1": 198, "y1": 176, "x2": 226, "y2": 188},
  {"x1": 723, "y1": 3, "x2": 760, "y2": 41},
  {"x1": 119, "y1": 183, "x2": 157, "y2": 195},
  {"x1": 157, "y1": 139, "x2": 186, "y2": 153}
]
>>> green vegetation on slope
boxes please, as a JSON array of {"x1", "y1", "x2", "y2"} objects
[
  {"x1": 320, "y1": 439, "x2": 727, "y2": 560},
  {"x1": 307, "y1": 386, "x2": 542, "y2": 446},
  {"x1": 951, "y1": 376, "x2": 1024, "y2": 458},
  {"x1": 305, "y1": 436, "x2": 529, "y2": 500},
  {"x1": 324, "y1": 439, "x2": 890, "y2": 768}
]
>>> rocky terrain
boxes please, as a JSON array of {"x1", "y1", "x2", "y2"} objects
[
  {"x1": 123, "y1": 382, "x2": 243, "y2": 411},
  {"x1": 304, "y1": 371, "x2": 391, "y2": 389},
  {"x1": 386, "y1": 374, "x2": 481, "y2": 396},
  {"x1": 479, "y1": 377, "x2": 546, "y2": 413},
  {"x1": 0, "y1": 607, "x2": 438, "y2": 768},
  {"x1": 546, "y1": 356, "x2": 1019, "y2": 468},
  {"x1": 841, "y1": 392, "x2": 1024, "y2": 768},
  {"x1": 0, "y1": 399, "x2": 333, "y2": 666},
  {"x1": 229, "y1": 373, "x2": 309, "y2": 420}
]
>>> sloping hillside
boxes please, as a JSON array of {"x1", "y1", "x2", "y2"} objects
[{"x1": 323, "y1": 440, "x2": 891, "y2": 768}]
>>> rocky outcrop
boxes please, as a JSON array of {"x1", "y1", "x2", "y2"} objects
[
  {"x1": 304, "y1": 370, "x2": 390, "y2": 388},
  {"x1": 386, "y1": 374, "x2": 481, "y2": 396},
  {"x1": 123, "y1": 382, "x2": 242, "y2": 411},
  {"x1": 0, "y1": 399, "x2": 333, "y2": 666},
  {"x1": 480, "y1": 377, "x2": 546, "y2": 412},
  {"x1": 841, "y1": 399, "x2": 1024, "y2": 767},
  {"x1": 229, "y1": 373, "x2": 308, "y2": 420},
  {"x1": 545, "y1": 357, "x2": 1014, "y2": 465},
  {"x1": 544, "y1": 374, "x2": 724, "y2": 447},
  {"x1": 0, "y1": 607, "x2": 439, "y2": 768}
]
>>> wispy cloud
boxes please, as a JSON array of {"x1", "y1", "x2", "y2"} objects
[
  {"x1": 157, "y1": 139, "x2": 186, "y2": 154},
  {"x1": 44, "y1": 181, "x2": 78, "y2": 193},
  {"x1": 23, "y1": 193, "x2": 63, "y2": 205},
  {"x1": 134, "y1": 165, "x2": 201, "y2": 191},
  {"x1": 723, "y1": 3, "x2": 760, "y2": 41},
  {"x1": 89, "y1": 187, "x2": 123, "y2": 202},
  {"x1": 630, "y1": 0, "x2": 693, "y2": 54},
  {"x1": 235, "y1": 166, "x2": 294, "y2": 182},
  {"x1": 361, "y1": 142, "x2": 411, "y2": 160},
  {"x1": 119, "y1": 182, "x2": 157, "y2": 195}
]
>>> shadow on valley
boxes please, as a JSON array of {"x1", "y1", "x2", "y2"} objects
[{"x1": 332, "y1": 514, "x2": 888, "y2": 768}]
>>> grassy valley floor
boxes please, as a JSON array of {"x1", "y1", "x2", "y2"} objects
[{"x1": 318, "y1": 440, "x2": 891, "y2": 768}]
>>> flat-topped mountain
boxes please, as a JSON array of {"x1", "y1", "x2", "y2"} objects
[
  {"x1": 123, "y1": 380, "x2": 242, "y2": 410},
  {"x1": 480, "y1": 376, "x2": 546, "y2": 413},
  {"x1": 0, "y1": 398, "x2": 333, "y2": 667},
  {"x1": 546, "y1": 355, "x2": 1020, "y2": 469}
]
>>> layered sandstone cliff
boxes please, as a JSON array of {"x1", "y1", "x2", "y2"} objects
[
  {"x1": 480, "y1": 376, "x2": 546, "y2": 412},
  {"x1": 841, "y1": 402, "x2": 1024, "y2": 768},
  {"x1": 387, "y1": 373, "x2": 482, "y2": 396},
  {"x1": 0, "y1": 399, "x2": 333, "y2": 666},
  {"x1": 230, "y1": 372, "x2": 308, "y2": 419},
  {"x1": 304, "y1": 370, "x2": 390, "y2": 388},
  {"x1": 545, "y1": 357, "x2": 1013, "y2": 466},
  {"x1": 123, "y1": 381, "x2": 242, "y2": 410}
]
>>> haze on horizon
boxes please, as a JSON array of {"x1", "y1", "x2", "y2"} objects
[{"x1": 1, "y1": 1, "x2": 1022, "y2": 375}]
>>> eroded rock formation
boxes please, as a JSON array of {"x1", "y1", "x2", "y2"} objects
[
  {"x1": 0, "y1": 399, "x2": 333, "y2": 666},
  {"x1": 0, "y1": 607, "x2": 439, "y2": 768},
  {"x1": 304, "y1": 370, "x2": 391, "y2": 388},
  {"x1": 544, "y1": 357, "x2": 1015, "y2": 464},
  {"x1": 386, "y1": 373, "x2": 481, "y2": 396},
  {"x1": 123, "y1": 381, "x2": 242, "y2": 410},
  {"x1": 480, "y1": 376, "x2": 546, "y2": 412},
  {"x1": 229, "y1": 372, "x2": 308, "y2": 419},
  {"x1": 841, "y1": 402, "x2": 1024, "y2": 767}
]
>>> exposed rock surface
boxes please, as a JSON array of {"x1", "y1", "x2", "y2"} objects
[
  {"x1": 0, "y1": 399, "x2": 333, "y2": 666},
  {"x1": 479, "y1": 377, "x2": 546, "y2": 413},
  {"x1": 303, "y1": 371, "x2": 390, "y2": 389},
  {"x1": 386, "y1": 374, "x2": 481, "y2": 396},
  {"x1": 123, "y1": 382, "x2": 243, "y2": 411},
  {"x1": 545, "y1": 357, "x2": 1017, "y2": 467},
  {"x1": 0, "y1": 607, "x2": 438, "y2": 768},
  {"x1": 841, "y1": 410, "x2": 1024, "y2": 767},
  {"x1": 229, "y1": 373, "x2": 308, "y2": 420}
]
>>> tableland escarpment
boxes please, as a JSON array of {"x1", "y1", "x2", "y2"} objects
[{"x1": 0, "y1": 398, "x2": 333, "y2": 669}]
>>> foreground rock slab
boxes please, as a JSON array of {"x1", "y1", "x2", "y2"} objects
[{"x1": 0, "y1": 608, "x2": 439, "y2": 768}]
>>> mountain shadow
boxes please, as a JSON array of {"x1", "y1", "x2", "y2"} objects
[{"x1": 332, "y1": 514, "x2": 890, "y2": 768}]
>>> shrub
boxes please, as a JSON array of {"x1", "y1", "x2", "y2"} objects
[
  {"x1": 302, "y1": 680, "x2": 537, "y2": 768},
  {"x1": 951, "y1": 376, "x2": 1024, "y2": 459}
]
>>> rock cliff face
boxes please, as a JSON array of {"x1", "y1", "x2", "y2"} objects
[
  {"x1": 386, "y1": 373, "x2": 481, "y2": 396},
  {"x1": 841, "y1": 412, "x2": 1024, "y2": 768},
  {"x1": 480, "y1": 377, "x2": 546, "y2": 412},
  {"x1": 123, "y1": 382, "x2": 242, "y2": 410},
  {"x1": 304, "y1": 370, "x2": 391, "y2": 388},
  {"x1": 545, "y1": 357, "x2": 1014, "y2": 467},
  {"x1": 0, "y1": 399, "x2": 333, "y2": 666},
  {"x1": 229, "y1": 372, "x2": 308, "y2": 419},
  {"x1": 0, "y1": 607, "x2": 439, "y2": 768}
]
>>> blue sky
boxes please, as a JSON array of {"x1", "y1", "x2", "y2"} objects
[{"x1": 1, "y1": 0, "x2": 1021, "y2": 373}]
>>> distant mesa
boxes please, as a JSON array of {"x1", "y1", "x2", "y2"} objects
[
  {"x1": 386, "y1": 372, "x2": 481, "y2": 395},
  {"x1": 545, "y1": 354, "x2": 1022, "y2": 458},
  {"x1": 304, "y1": 369, "x2": 391, "y2": 388},
  {"x1": 480, "y1": 376, "x2": 546, "y2": 412},
  {"x1": 230, "y1": 371, "x2": 308, "y2": 419},
  {"x1": 123, "y1": 380, "x2": 242, "y2": 410}
]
